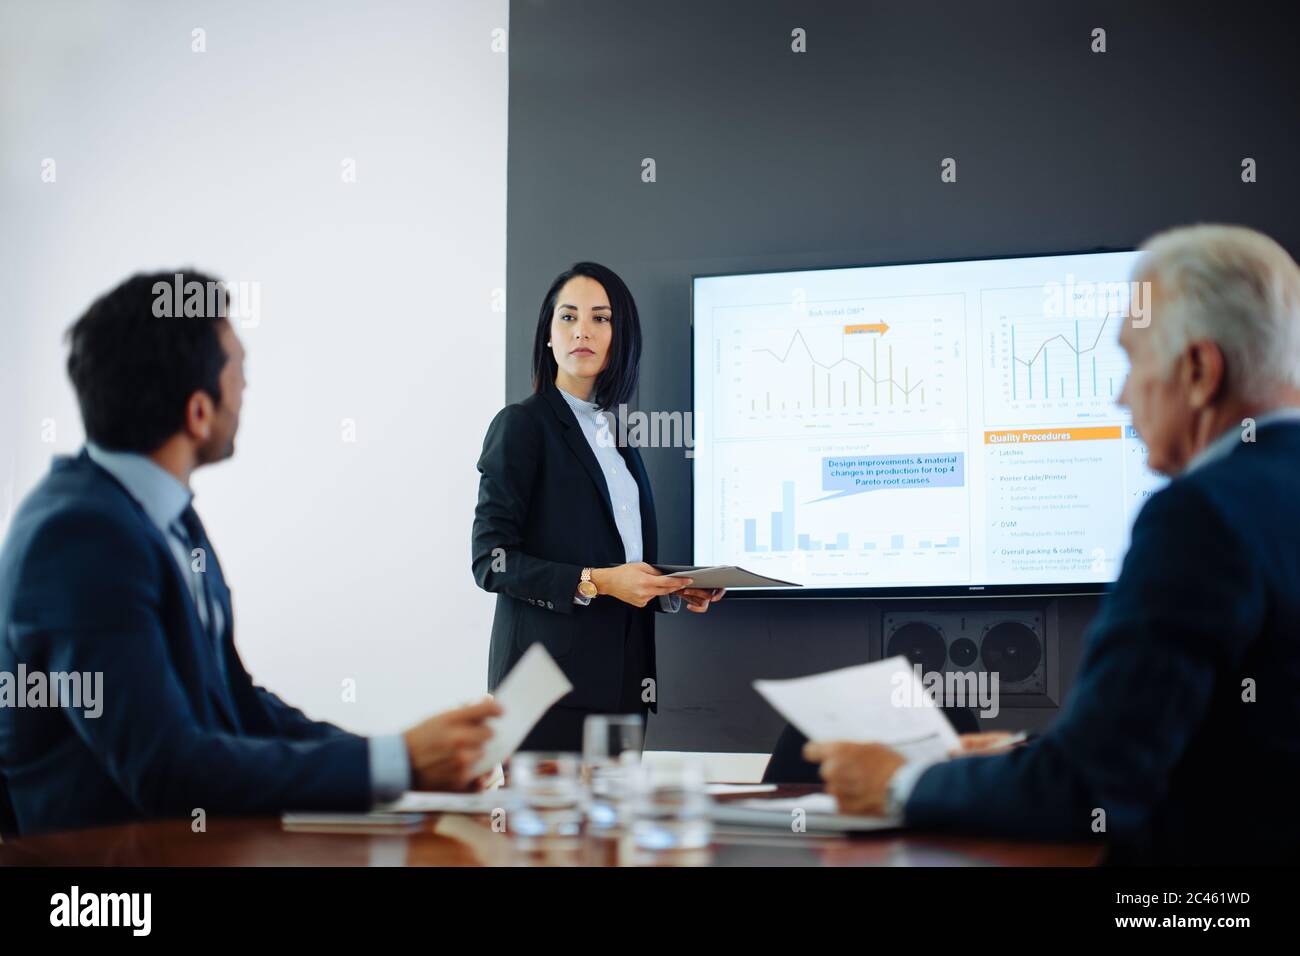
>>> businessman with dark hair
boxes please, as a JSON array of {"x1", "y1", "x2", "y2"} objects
[
  {"x1": 806, "y1": 226, "x2": 1300, "y2": 864},
  {"x1": 0, "y1": 271, "x2": 499, "y2": 835}
]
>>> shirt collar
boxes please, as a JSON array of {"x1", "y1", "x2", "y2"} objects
[
  {"x1": 556, "y1": 384, "x2": 601, "y2": 417},
  {"x1": 1183, "y1": 407, "x2": 1300, "y2": 475},
  {"x1": 85, "y1": 442, "x2": 193, "y2": 533}
]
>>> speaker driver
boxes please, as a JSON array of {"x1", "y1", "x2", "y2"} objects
[
  {"x1": 887, "y1": 622, "x2": 946, "y2": 675},
  {"x1": 980, "y1": 621, "x2": 1042, "y2": 683},
  {"x1": 949, "y1": 637, "x2": 978, "y2": 668}
]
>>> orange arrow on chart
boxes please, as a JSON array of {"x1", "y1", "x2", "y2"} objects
[{"x1": 843, "y1": 322, "x2": 890, "y2": 335}]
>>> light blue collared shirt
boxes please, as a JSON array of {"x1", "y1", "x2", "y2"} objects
[
  {"x1": 884, "y1": 407, "x2": 1300, "y2": 817},
  {"x1": 557, "y1": 387, "x2": 680, "y2": 613},
  {"x1": 84, "y1": 443, "x2": 409, "y2": 803},
  {"x1": 86, "y1": 443, "x2": 220, "y2": 635}
]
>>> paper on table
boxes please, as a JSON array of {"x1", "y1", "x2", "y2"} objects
[
  {"x1": 710, "y1": 793, "x2": 900, "y2": 832},
  {"x1": 471, "y1": 643, "x2": 572, "y2": 777},
  {"x1": 734, "y1": 793, "x2": 840, "y2": 813},
  {"x1": 377, "y1": 791, "x2": 502, "y2": 814},
  {"x1": 753, "y1": 655, "x2": 961, "y2": 763}
]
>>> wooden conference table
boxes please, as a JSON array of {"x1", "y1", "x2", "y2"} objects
[{"x1": 0, "y1": 786, "x2": 1102, "y2": 867}]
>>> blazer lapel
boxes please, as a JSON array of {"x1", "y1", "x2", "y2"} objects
[
  {"x1": 542, "y1": 383, "x2": 621, "y2": 536},
  {"x1": 80, "y1": 453, "x2": 241, "y2": 732}
]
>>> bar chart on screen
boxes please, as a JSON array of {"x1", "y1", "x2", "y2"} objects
[
  {"x1": 980, "y1": 284, "x2": 1133, "y2": 427},
  {"x1": 709, "y1": 435, "x2": 972, "y2": 587}
]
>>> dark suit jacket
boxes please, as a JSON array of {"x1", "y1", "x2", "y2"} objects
[
  {"x1": 0, "y1": 451, "x2": 371, "y2": 835},
  {"x1": 473, "y1": 381, "x2": 666, "y2": 712},
  {"x1": 905, "y1": 421, "x2": 1300, "y2": 863}
]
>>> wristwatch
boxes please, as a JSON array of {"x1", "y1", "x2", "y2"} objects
[{"x1": 577, "y1": 567, "x2": 598, "y2": 599}]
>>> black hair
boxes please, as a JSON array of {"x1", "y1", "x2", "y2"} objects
[
  {"x1": 531, "y1": 261, "x2": 642, "y2": 410},
  {"x1": 65, "y1": 269, "x2": 230, "y2": 453}
]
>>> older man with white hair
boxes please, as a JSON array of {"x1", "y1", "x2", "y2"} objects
[{"x1": 805, "y1": 224, "x2": 1300, "y2": 863}]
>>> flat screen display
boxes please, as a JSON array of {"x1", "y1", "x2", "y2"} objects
[{"x1": 691, "y1": 250, "x2": 1167, "y2": 595}]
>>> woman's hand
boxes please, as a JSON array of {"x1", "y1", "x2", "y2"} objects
[
  {"x1": 681, "y1": 587, "x2": 726, "y2": 613},
  {"x1": 590, "y1": 562, "x2": 691, "y2": 608}
]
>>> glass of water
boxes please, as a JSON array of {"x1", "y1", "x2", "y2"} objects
[
  {"x1": 582, "y1": 714, "x2": 644, "y2": 831},
  {"x1": 505, "y1": 752, "x2": 583, "y2": 839},
  {"x1": 626, "y1": 754, "x2": 712, "y2": 851}
]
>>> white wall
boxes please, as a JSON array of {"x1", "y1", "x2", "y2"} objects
[{"x1": 0, "y1": 0, "x2": 509, "y2": 734}]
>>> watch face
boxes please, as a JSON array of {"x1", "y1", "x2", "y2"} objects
[{"x1": 578, "y1": 580, "x2": 598, "y2": 598}]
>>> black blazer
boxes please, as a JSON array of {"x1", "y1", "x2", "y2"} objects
[{"x1": 472, "y1": 381, "x2": 664, "y2": 712}]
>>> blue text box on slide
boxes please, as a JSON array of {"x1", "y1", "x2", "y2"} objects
[{"x1": 814, "y1": 453, "x2": 965, "y2": 501}]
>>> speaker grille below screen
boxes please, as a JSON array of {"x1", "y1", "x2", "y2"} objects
[
  {"x1": 948, "y1": 637, "x2": 978, "y2": 667},
  {"x1": 886, "y1": 622, "x2": 946, "y2": 675},
  {"x1": 980, "y1": 622, "x2": 1043, "y2": 684}
]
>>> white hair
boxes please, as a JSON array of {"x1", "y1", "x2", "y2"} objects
[{"x1": 1134, "y1": 224, "x2": 1300, "y2": 400}]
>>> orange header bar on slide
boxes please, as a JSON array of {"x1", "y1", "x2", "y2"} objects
[
  {"x1": 844, "y1": 322, "x2": 889, "y2": 334},
  {"x1": 984, "y1": 426, "x2": 1122, "y2": 444}
]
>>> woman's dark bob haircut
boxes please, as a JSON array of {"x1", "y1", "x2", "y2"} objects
[{"x1": 531, "y1": 261, "x2": 642, "y2": 410}]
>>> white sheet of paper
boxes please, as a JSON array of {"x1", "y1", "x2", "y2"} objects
[
  {"x1": 377, "y1": 791, "x2": 501, "y2": 814},
  {"x1": 753, "y1": 655, "x2": 961, "y2": 763},
  {"x1": 710, "y1": 793, "x2": 900, "y2": 832},
  {"x1": 740, "y1": 793, "x2": 837, "y2": 813},
  {"x1": 471, "y1": 643, "x2": 572, "y2": 777}
]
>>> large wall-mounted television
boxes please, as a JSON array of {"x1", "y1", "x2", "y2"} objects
[{"x1": 691, "y1": 249, "x2": 1166, "y2": 597}]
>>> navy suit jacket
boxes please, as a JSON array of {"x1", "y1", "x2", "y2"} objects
[
  {"x1": 0, "y1": 451, "x2": 370, "y2": 835},
  {"x1": 905, "y1": 421, "x2": 1300, "y2": 863}
]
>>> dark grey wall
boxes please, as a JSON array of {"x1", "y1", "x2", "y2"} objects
[{"x1": 505, "y1": 0, "x2": 1300, "y2": 752}]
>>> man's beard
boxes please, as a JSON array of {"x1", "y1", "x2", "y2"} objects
[{"x1": 196, "y1": 431, "x2": 236, "y2": 465}]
